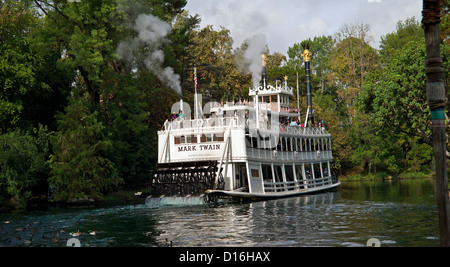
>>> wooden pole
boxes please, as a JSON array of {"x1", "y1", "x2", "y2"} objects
[{"x1": 422, "y1": 0, "x2": 450, "y2": 247}]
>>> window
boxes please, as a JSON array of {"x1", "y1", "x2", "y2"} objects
[
  {"x1": 201, "y1": 134, "x2": 212, "y2": 142},
  {"x1": 274, "y1": 165, "x2": 283, "y2": 183},
  {"x1": 295, "y1": 164, "x2": 305, "y2": 189},
  {"x1": 285, "y1": 165, "x2": 295, "y2": 182},
  {"x1": 262, "y1": 164, "x2": 273, "y2": 181},
  {"x1": 174, "y1": 137, "x2": 181, "y2": 144},
  {"x1": 213, "y1": 133, "x2": 224, "y2": 142},
  {"x1": 176, "y1": 135, "x2": 197, "y2": 144},
  {"x1": 251, "y1": 169, "x2": 260, "y2": 178}
]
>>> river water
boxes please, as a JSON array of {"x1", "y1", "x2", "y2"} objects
[{"x1": 0, "y1": 178, "x2": 440, "y2": 247}]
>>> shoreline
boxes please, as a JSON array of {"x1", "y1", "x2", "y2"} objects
[{"x1": 338, "y1": 171, "x2": 435, "y2": 182}]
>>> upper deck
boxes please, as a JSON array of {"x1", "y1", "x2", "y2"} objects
[{"x1": 160, "y1": 113, "x2": 329, "y2": 138}]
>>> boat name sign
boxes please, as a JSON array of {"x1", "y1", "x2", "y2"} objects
[{"x1": 177, "y1": 144, "x2": 221, "y2": 152}]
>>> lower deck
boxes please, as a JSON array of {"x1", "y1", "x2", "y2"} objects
[
  {"x1": 227, "y1": 159, "x2": 337, "y2": 196},
  {"x1": 149, "y1": 158, "x2": 339, "y2": 199}
]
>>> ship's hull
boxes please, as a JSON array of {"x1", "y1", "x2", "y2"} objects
[{"x1": 205, "y1": 181, "x2": 340, "y2": 201}]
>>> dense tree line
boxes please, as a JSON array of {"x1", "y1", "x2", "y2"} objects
[{"x1": 0, "y1": 0, "x2": 448, "y2": 208}]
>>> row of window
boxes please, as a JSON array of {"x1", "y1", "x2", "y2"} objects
[
  {"x1": 256, "y1": 94, "x2": 290, "y2": 104},
  {"x1": 174, "y1": 133, "x2": 225, "y2": 145},
  {"x1": 259, "y1": 163, "x2": 331, "y2": 185},
  {"x1": 246, "y1": 135, "x2": 331, "y2": 152}
]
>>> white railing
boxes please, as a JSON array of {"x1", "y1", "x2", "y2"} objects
[
  {"x1": 164, "y1": 117, "x2": 329, "y2": 136},
  {"x1": 246, "y1": 148, "x2": 333, "y2": 161},
  {"x1": 263, "y1": 176, "x2": 336, "y2": 193}
]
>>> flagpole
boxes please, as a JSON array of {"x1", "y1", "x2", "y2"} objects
[
  {"x1": 194, "y1": 67, "x2": 199, "y2": 120},
  {"x1": 296, "y1": 72, "x2": 300, "y2": 121}
]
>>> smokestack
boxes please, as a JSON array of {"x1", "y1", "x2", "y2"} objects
[
  {"x1": 261, "y1": 54, "x2": 268, "y2": 88},
  {"x1": 302, "y1": 42, "x2": 314, "y2": 126}
]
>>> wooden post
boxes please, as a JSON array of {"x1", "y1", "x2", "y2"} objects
[{"x1": 422, "y1": 0, "x2": 450, "y2": 247}]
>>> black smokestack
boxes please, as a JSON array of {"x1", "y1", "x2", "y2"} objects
[
  {"x1": 261, "y1": 54, "x2": 268, "y2": 88},
  {"x1": 302, "y1": 40, "x2": 314, "y2": 126}
]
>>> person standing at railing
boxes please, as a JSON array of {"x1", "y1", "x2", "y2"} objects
[{"x1": 177, "y1": 110, "x2": 184, "y2": 120}]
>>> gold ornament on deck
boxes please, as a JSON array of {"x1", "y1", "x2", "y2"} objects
[{"x1": 261, "y1": 54, "x2": 268, "y2": 66}]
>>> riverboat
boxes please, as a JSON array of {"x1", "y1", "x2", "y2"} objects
[{"x1": 150, "y1": 48, "x2": 340, "y2": 201}]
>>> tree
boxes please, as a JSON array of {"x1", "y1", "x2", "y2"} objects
[
  {"x1": 48, "y1": 93, "x2": 122, "y2": 202},
  {"x1": 328, "y1": 23, "x2": 378, "y2": 119},
  {"x1": 379, "y1": 17, "x2": 424, "y2": 61},
  {"x1": 0, "y1": 1, "x2": 70, "y2": 132},
  {"x1": 357, "y1": 40, "x2": 432, "y2": 175},
  {"x1": 0, "y1": 126, "x2": 51, "y2": 206},
  {"x1": 287, "y1": 35, "x2": 334, "y2": 93},
  {"x1": 313, "y1": 92, "x2": 351, "y2": 173},
  {"x1": 35, "y1": 0, "x2": 188, "y2": 198},
  {"x1": 186, "y1": 25, "x2": 241, "y2": 101},
  {"x1": 33, "y1": 0, "x2": 187, "y2": 106}
]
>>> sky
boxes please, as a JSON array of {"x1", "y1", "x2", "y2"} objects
[{"x1": 184, "y1": 0, "x2": 423, "y2": 55}]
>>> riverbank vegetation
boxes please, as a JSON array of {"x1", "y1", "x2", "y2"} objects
[{"x1": 0, "y1": 0, "x2": 448, "y2": 208}]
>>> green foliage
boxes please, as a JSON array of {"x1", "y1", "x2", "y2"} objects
[
  {"x1": 379, "y1": 17, "x2": 424, "y2": 61},
  {"x1": 100, "y1": 72, "x2": 153, "y2": 186},
  {"x1": 407, "y1": 137, "x2": 433, "y2": 173},
  {"x1": 0, "y1": 2, "x2": 44, "y2": 130},
  {"x1": 353, "y1": 18, "x2": 448, "y2": 176},
  {"x1": 0, "y1": 126, "x2": 51, "y2": 206},
  {"x1": 48, "y1": 94, "x2": 122, "y2": 202}
]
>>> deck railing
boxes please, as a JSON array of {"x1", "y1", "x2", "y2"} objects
[
  {"x1": 246, "y1": 148, "x2": 333, "y2": 161},
  {"x1": 163, "y1": 117, "x2": 329, "y2": 136},
  {"x1": 263, "y1": 175, "x2": 337, "y2": 193}
]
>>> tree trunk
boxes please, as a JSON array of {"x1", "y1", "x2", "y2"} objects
[{"x1": 422, "y1": 0, "x2": 450, "y2": 247}]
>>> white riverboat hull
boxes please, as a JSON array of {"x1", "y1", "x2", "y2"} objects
[{"x1": 206, "y1": 181, "x2": 341, "y2": 200}]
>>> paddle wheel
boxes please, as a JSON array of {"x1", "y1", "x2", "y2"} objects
[{"x1": 149, "y1": 160, "x2": 224, "y2": 197}]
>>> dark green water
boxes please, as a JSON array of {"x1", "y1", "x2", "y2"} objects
[{"x1": 0, "y1": 178, "x2": 439, "y2": 247}]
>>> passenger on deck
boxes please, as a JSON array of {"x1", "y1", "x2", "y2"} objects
[{"x1": 178, "y1": 110, "x2": 184, "y2": 120}]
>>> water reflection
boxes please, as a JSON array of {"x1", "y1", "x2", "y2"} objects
[
  {"x1": 150, "y1": 181, "x2": 438, "y2": 247},
  {"x1": 0, "y1": 179, "x2": 440, "y2": 247}
]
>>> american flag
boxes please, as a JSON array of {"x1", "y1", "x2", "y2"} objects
[{"x1": 194, "y1": 67, "x2": 198, "y2": 93}]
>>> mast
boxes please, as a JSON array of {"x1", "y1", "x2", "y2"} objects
[
  {"x1": 194, "y1": 67, "x2": 202, "y2": 120},
  {"x1": 302, "y1": 42, "x2": 314, "y2": 126},
  {"x1": 422, "y1": 0, "x2": 450, "y2": 246},
  {"x1": 255, "y1": 54, "x2": 268, "y2": 129}
]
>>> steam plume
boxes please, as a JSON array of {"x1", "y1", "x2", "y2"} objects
[
  {"x1": 235, "y1": 33, "x2": 268, "y2": 88},
  {"x1": 117, "y1": 14, "x2": 182, "y2": 95}
]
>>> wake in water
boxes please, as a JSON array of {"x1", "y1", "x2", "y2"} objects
[{"x1": 145, "y1": 195, "x2": 207, "y2": 207}]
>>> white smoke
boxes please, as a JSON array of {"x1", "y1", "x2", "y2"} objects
[
  {"x1": 244, "y1": 34, "x2": 267, "y2": 88},
  {"x1": 235, "y1": 33, "x2": 268, "y2": 88},
  {"x1": 116, "y1": 14, "x2": 182, "y2": 95}
]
